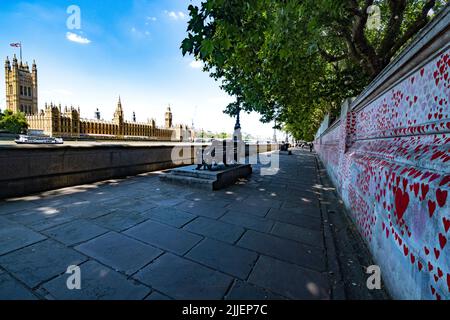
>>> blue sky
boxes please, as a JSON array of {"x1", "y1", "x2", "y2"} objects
[{"x1": 0, "y1": 0, "x2": 280, "y2": 139}]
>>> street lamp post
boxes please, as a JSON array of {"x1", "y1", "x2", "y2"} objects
[
  {"x1": 233, "y1": 107, "x2": 242, "y2": 142},
  {"x1": 273, "y1": 120, "x2": 277, "y2": 143}
]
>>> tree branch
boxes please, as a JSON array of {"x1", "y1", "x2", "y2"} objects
[
  {"x1": 317, "y1": 46, "x2": 347, "y2": 62},
  {"x1": 387, "y1": 0, "x2": 437, "y2": 61},
  {"x1": 350, "y1": 0, "x2": 382, "y2": 75},
  {"x1": 378, "y1": 0, "x2": 407, "y2": 57}
]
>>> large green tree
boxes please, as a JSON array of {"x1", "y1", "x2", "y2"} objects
[
  {"x1": 0, "y1": 109, "x2": 28, "y2": 134},
  {"x1": 181, "y1": 0, "x2": 445, "y2": 140}
]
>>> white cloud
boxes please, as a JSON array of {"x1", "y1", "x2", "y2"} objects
[
  {"x1": 165, "y1": 10, "x2": 187, "y2": 20},
  {"x1": 189, "y1": 60, "x2": 203, "y2": 69},
  {"x1": 66, "y1": 32, "x2": 91, "y2": 44},
  {"x1": 147, "y1": 16, "x2": 157, "y2": 21}
]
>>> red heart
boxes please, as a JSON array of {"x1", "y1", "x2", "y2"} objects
[
  {"x1": 395, "y1": 189, "x2": 409, "y2": 221},
  {"x1": 436, "y1": 189, "x2": 448, "y2": 207},
  {"x1": 424, "y1": 246, "x2": 430, "y2": 255},
  {"x1": 443, "y1": 217, "x2": 450, "y2": 233},
  {"x1": 403, "y1": 245, "x2": 409, "y2": 256},
  {"x1": 439, "y1": 175, "x2": 450, "y2": 187},
  {"x1": 431, "y1": 285, "x2": 436, "y2": 295},
  {"x1": 438, "y1": 268, "x2": 443, "y2": 278},
  {"x1": 428, "y1": 200, "x2": 436, "y2": 217},
  {"x1": 418, "y1": 261, "x2": 423, "y2": 271},
  {"x1": 434, "y1": 248, "x2": 440, "y2": 259},
  {"x1": 413, "y1": 183, "x2": 420, "y2": 197},
  {"x1": 428, "y1": 261, "x2": 434, "y2": 271},
  {"x1": 447, "y1": 274, "x2": 450, "y2": 292},
  {"x1": 410, "y1": 254, "x2": 415, "y2": 264},
  {"x1": 421, "y1": 184, "x2": 429, "y2": 199},
  {"x1": 439, "y1": 233, "x2": 447, "y2": 249}
]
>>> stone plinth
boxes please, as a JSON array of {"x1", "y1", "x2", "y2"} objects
[{"x1": 160, "y1": 164, "x2": 252, "y2": 190}]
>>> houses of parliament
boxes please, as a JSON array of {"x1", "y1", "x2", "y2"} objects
[{"x1": 4, "y1": 55, "x2": 193, "y2": 141}]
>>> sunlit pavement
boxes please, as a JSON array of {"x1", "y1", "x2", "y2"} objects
[{"x1": 0, "y1": 149, "x2": 388, "y2": 300}]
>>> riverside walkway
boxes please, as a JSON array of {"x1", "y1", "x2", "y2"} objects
[{"x1": 0, "y1": 149, "x2": 388, "y2": 300}]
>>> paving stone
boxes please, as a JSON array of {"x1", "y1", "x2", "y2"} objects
[
  {"x1": 43, "y1": 219, "x2": 108, "y2": 246},
  {"x1": 266, "y1": 208, "x2": 321, "y2": 230},
  {"x1": 0, "y1": 217, "x2": 46, "y2": 255},
  {"x1": 92, "y1": 209, "x2": 147, "y2": 232},
  {"x1": 75, "y1": 232, "x2": 162, "y2": 275},
  {"x1": 6, "y1": 207, "x2": 78, "y2": 232},
  {"x1": 145, "y1": 206, "x2": 196, "y2": 228},
  {"x1": 187, "y1": 238, "x2": 258, "y2": 279},
  {"x1": 220, "y1": 211, "x2": 273, "y2": 233},
  {"x1": 0, "y1": 239, "x2": 87, "y2": 288},
  {"x1": 226, "y1": 203, "x2": 271, "y2": 217},
  {"x1": 156, "y1": 197, "x2": 186, "y2": 207},
  {"x1": 0, "y1": 200, "x2": 38, "y2": 216},
  {"x1": 183, "y1": 217, "x2": 245, "y2": 244},
  {"x1": 237, "y1": 230, "x2": 325, "y2": 271},
  {"x1": 281, "y1": 198, "x2": 320, "y2": 210},
  {"x1": 235, "y1": 196, "x2": 283, "y2": 209},
  {"x1": 184, "y1": 192, "x2": 240, "y2": 203},
  {"x1": 134, "y1": 253, "x2": 232, "y2": 299},
  {"x1": 270, "y1": 221, "x2": 324, "y2": 248},
  {"x1": 225, "y1": 280, "x2": 286, "y2": 300},
  {"x1": 124, "y1": 220, "x2": 202, "y2": 255},
  {"x1": 145, "y1": 291, "x2": 172, "y2": 300},
  {"x1": 176, "y1": 201, "x2": 228, "y2": 219},
  {"x1": 0, "y1": 273, "x2": 38, "y2": 300},
  {"x1": 63, "y1": 202, "x2": 116, "y2": 219},
  {"x1": 42, "y1": 260, "x2": 150, "y2": 300},
  {"x1": 111, "y1": 199, "x2": 158, "y2": 214},
  {"x1": 248, "y1": 255, "x2": 329, "y2": 299}
]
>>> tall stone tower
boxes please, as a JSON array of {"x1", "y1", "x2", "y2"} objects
[
  {"x1": 165, "y1": 106, "x2": 173, "y2": 128},
  {"x1": 113, "y1": 96, "x2": 124, "y2": 136},
  {"x1": 5, "y1": 55, "x2": 38, "y2": 115}
]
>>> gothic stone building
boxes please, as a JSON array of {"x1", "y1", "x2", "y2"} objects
[{"x1": 4, "y1": 55, "x2": 193, "y2": 141}]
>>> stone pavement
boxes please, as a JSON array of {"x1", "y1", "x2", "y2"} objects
[{"x1": 0, "y1": 149, "x2": 389, "y2": 300}]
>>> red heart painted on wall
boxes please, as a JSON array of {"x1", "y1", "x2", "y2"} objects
[
  {"x1": 413, "y1": 183, "x2": 420, "y2": 197},
  {"x1": 436, "y1": 189, "x2": 448, "y2": 207},
  {"x1": 424, "y1": 246, "x2": 430, "y2": 255},
  {"x1": 428, "y1": 261, "x2": 434, "y2": 271},
  {"x1": 395, "y1": 189, "x2": 409, "y2": 221},
  {"x1": 418, "y1": 261, "x2": 423, "y2": 271},
  {"x1": 439, "y1": 233, "x2": 447, "y2": 249},
  {"x1": 421, "y1": 184, "x2": 430, "y2": 199},
  {"x1": 447, "y1": 274, "x2": 450, "y2": 292},
  {"x1": 443, "y1": 217, "x2": 450, "y2": 233},
  {"x1": 430, "y1": 174, "x2": 441, "y2": 182},
  {"x1": 428, "y1": 200, "x2": 436, "y2": 217},
  {"x1": 403, "y1": 245, "x2": 409, "y2": 256},
  {"x1": 439, "y1": 175, "x2": 450, "y2": 187},
  {"x1": 402, "y1": 178, "x2": 408, "y2": 191},
  {"x1": 434, "y1": 248, "x2": 440, "y2": 259}
]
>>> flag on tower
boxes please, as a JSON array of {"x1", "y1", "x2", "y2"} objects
[{"x1": 10, "y1": 43, "x2": 21, "y2": 47}]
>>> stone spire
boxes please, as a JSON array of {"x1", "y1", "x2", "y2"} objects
[{"x1": 117, "y1": 96, "x2": 123, "y2": 112}]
